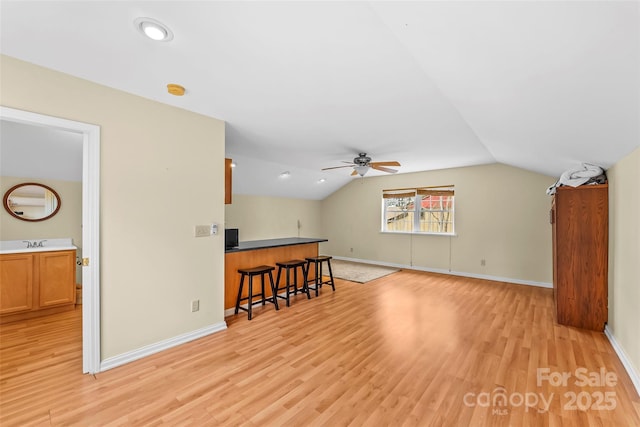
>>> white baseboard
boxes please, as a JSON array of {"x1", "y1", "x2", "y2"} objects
[
  {"x1": 100, "y1": 321, "x2": 227, "y2": 372},
  {"x1": 604, "y1": 325, "x2": 640, "y2": 398},
  {"x1": 330, "y1": 255, "x2": 553, "y2": 289}
]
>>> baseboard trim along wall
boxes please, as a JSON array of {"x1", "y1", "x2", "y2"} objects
[
  {"x1": 604, "y1": 325, "x2": 640, "y2": 398},
  {"x1": 331, "y1": 255, "x2": 553, "y2": 289},
  {"x1": 100, "y1": 321, "x2": 227, "y2": 372}
]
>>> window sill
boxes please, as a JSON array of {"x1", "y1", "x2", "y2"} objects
[{"x1": 380, "y1": 231, "x2": 457, "y2": 237}]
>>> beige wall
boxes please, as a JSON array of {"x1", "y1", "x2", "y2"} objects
[
  {"x1": 320, "y1": 163, "x2": 556, "y2": 284},
  {"x1": 1, "y1": 55, "x2": 226, "y2": 359},
  {"x1": 225, "y1": 194, "x2": 322, "y2": 241},
  {"x1": 1, "y1": 176, "x2": 83, "y2": 283},
  {"x1": 607, "y1": 147, "x2": 640, "y2": 383}
]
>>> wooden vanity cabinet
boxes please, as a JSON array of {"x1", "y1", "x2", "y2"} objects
[
  {"x1": 0, "y1": 253, "x2": 34, "y2": 314},
  {"x1": 37, "y1": 251, "x2": 77, "y2": 308},
  {"x1": 0, "y1": 249, "x2": 76, "y2": 323}
]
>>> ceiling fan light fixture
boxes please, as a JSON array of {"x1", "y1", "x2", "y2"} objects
[
  {"x1": 354, "y1": 165, "x2": 370, "y2": 177},
  {"x1": 321, "y1": 153, "x2": 400, "y2": 177},
  {"x1": 135, "y1": 17, "x2": 174, "y2": 42}
]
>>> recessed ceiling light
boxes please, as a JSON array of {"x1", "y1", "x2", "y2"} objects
[
  {"x1": 134, "y1": 17, "x2": 174, "y2": 42},
  {"x1": 230, "y1": 162, "x2": 237, "y2": 168},
  {"x1": 279, "y1": 171, "x2": 291, "y2": 178},
  {"x1": 318, "y1": 178, "x2": 326, "y2": 183}
]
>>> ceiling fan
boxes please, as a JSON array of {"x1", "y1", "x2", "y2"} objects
[{"x1": 321, "y1": 153, "x2": 401, "y2": 177}]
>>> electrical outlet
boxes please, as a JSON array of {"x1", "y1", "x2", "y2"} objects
[{"x1": 191, "y1": 300, "x2": 200, "y2": 312}]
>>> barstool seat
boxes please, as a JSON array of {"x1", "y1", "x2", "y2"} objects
[
  {"x1": 305, "y1": 255, "x2": 336, "y2": 296},
  {"x1": 275, "y1": 259, "x2": 310, "y2": 306},
  {"x1": 235, "y1": 265, "x2": 279, "y2": 320}
]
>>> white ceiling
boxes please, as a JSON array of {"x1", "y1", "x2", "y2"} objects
[{"x1": 1, "y1": 1, "x2": 638, "y2": 200}]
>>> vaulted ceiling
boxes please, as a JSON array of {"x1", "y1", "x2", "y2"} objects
[{"x1": 1, "y1": 1, "x2": 638, "y2": 199}]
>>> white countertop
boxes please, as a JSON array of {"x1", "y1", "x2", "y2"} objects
[{"x1": 0, "y1": 238, "x2": 77, "y2": 254}]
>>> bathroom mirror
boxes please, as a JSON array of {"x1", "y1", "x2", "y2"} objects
[{"x1": 3, "y1": 183, "x2": 61, "y2": 222}]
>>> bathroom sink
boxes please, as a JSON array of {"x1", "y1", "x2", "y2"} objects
[{"x1": 0, "y1": 238, "x2": 77, "y2": 254}]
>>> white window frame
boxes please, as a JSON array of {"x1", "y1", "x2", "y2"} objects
[{"x1": 381, "y1": 186, "x2": 455, "y2": 235}]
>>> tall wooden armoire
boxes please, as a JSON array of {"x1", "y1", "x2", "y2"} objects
[{"x1": 551, "y1": 184, "x2": 608, "y2": 331}]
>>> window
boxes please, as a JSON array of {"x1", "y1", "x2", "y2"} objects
[{"x1": 382, "y1": 186, "x2": 454, "y2": 234}]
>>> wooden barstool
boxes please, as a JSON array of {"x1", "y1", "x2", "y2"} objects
[
  {"x1": 305, "y1": 255, "x2": 336, "y2": 297},
  {"x1": 235, "y1": 265, "x2": 279, "y2": 320},
  {"x1": 274, "y1": 259, "x2": 310, "y2": 307}
]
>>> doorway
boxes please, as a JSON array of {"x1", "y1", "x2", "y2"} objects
[{"x1": 0, "y1": 106, "x2": 100, "y2": 373}]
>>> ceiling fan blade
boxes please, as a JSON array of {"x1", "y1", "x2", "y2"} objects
[
  {"x1": 351, "y1": 169, "x2": 358, "y2": 176},
  {"x1": 321, "y1": 165, "x2": 354, "y2": 171},
  {"x1": 370, "y1": 161, "x2": 401, "y2": 167},
  {"x1": 371, "y1": 165, "x2": 398, "y2": 174}
]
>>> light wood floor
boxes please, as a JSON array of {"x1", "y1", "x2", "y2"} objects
[{"x1": 1, "y1": 270, "x2": 639, "y2": 426}]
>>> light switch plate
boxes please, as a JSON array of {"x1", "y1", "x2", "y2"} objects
[{"x1": 195, "y1": 225, "x2": 212, "y2": 237}]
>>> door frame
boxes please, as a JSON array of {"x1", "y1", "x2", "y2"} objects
[{"x1": 1, "y1": 106, "x2": 101, "y2": 374}]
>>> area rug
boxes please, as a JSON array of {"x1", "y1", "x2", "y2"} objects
[{"x1": 328, "y1": 259, "x2": 400, "y2": 283}]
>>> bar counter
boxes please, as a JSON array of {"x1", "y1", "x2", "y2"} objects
[{"x1": 224, "y1": 237, "x2": 327, "y2": 310}]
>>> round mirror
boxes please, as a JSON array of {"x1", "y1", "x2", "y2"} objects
[{"x1": 3, "y1": 183, "x2": 61, "y2": 222}]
